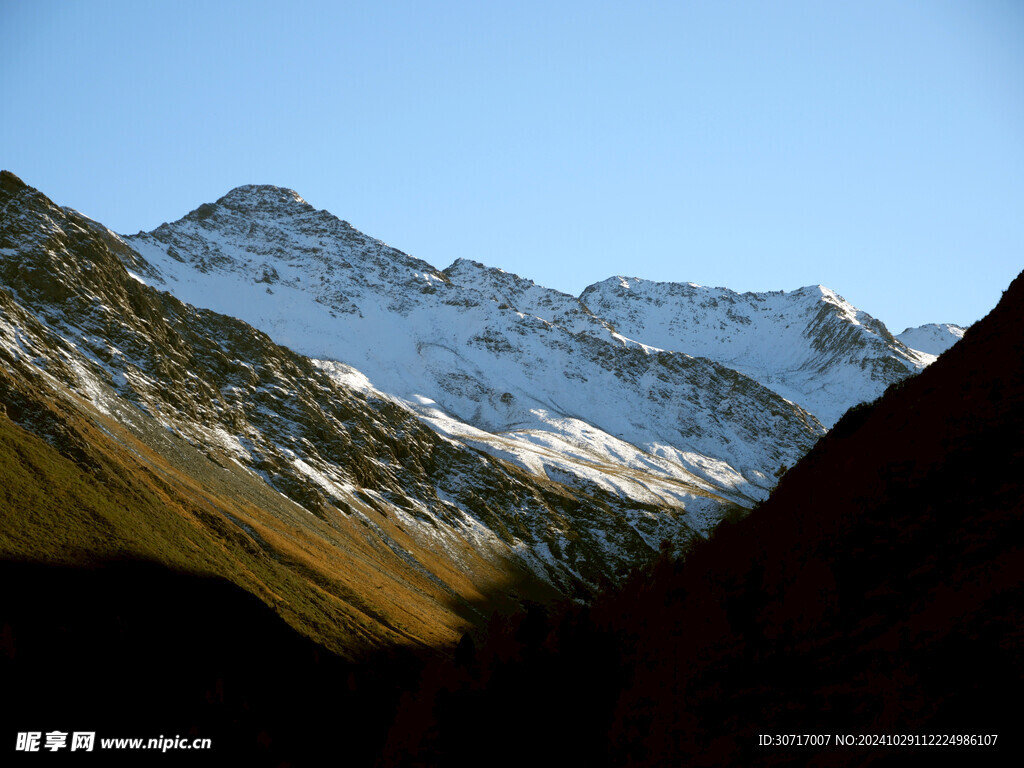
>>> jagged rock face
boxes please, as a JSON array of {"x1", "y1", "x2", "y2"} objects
[
  {"x1": 442, "y1": 257, "x2": 616, "y2": 336},
  {"x1": 125, "y1": 185, "x2": 824, "y2": 511},
  {"x1": 580, "y1": 277, "x2": 936, "y2": 426}
]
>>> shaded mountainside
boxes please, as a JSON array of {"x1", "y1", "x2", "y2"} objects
[
  {"x1": 380, "y1": 271, "x2": 1024, "y2": 766},
  {"x1": 0, "y1": 559, "x2": 430, "y2": 767}
]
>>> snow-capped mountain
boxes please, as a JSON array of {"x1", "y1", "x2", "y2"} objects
[
  {"x1": 896, "y1": 322, "x2": 967, "y2": 357},
  {"x1": 1, "y1": 172, "x2": 688, "y2": 653},
  {"x1": 124, "y1": 184, "x2": 823, "y2": 510},
  {"x1": 579, "y1": 277, "x2": 938, "y2": 427},
  {"x1": 2, "y1": 171, "x2": 961, "y2": 653}
]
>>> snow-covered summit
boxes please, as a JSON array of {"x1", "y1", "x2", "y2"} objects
[
  {"x1": 116, "y1": 181, "x2": 962, "y2": 539},
  {"x1": 896, "y1": 323, "x2": 967, "y2": 357},
  {"x1": 148, "y1": 185, "x2": 319, "y2": 232},
  {"x1": 123, "y1": 189, "x2": 826, "y2": 521},
  {"x1": 579, "y1": 277, "x2": 931, "y2": 427},
  {"x1": 217, "y1": 183, "x2": 310, "y2": 210}
]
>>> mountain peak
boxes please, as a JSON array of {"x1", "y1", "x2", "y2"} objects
[
  {"x1": 1, "y1": 169, "x2": 29, "y2": 196},
  {"x1": 183, "y1": 184, "x2": 315, "y2": 221},
  {"x1": 150, "y1": 184, "x2": 321, "y2": 234},
  {"x1": 896, "y1": 322, "x2": 967, "y2": 356},
  {"x1": 444, "y1": 257, "x2": 532, "y2": 285},
  {"x1": 443, "y1": 257, "x2": 487, "y2": 273}
]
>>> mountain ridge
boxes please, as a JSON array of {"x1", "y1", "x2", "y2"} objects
[
  {"x1": 6, "y1": 171, "x2": 802, "y2": 640},
  {"x1": 0, "y1": 169, "x2": 965, "y2": 655},
  {"x1": 3, "y1": 170, "x2": 1006, "y2": 766},
  {"x1": 127, "y1": 180, "x2": 954, "y2": 433},
  {"x1": 379, "y1": 267, "x2": 1024, "y2": 766},
  {"x1": 122, "y1": 181, "x2": 826, "y2": 509},
  {"x1": 580, "y1": 275, "x2": 934, "y2": 426}
]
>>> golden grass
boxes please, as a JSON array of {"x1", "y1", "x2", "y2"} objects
[{"x1": 0, "y1": 364, "x2": 554, "y2": 658}]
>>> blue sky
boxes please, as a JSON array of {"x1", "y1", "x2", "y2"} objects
[{"x1": 2, "y1": 0, "x2": 1021, "y2": 332}]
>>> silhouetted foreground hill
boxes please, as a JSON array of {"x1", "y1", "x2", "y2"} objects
[
  {"x1": 1, "y1": 559, "x2": 425, "y2": 766},
  {"x1": 380, "y1": 272, "x2": 1024, "y2": 766}
]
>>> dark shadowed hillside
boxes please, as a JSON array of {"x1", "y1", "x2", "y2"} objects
[
  {"x1": 0, "y1": 559, "x2": 427, "y2": 767},
  {"x1": 379, "y1": 272, "x2": 1024, "y2": 766}
]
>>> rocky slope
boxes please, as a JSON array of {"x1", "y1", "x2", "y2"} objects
[
  {"x1": 2, "y1": 170, "x2": 963, "y2": 654},
  {"x1": 382, "y1": 269, "x2": 1023, "y2": 767},
  {"x1": 580, "y1": 277, "x2": 940, "y2": 427},
  {"x1": 123, "y1": 184, "x2": 824, "y2": 510},
  {"x1": 0, "y1": 171, "x2": 700, "y2": 655}
]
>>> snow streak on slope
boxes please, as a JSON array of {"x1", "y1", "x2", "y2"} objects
[
  {"x1": 580, "y1": 277, "x2": 938, "y2": 427},
  {"x1": 124, "y1": 186, "x2": 824, "y2": 509}
]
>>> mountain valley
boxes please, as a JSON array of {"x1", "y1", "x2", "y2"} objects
[
  {"x1": 0, "y1": 170, "x2": 964, "y2": 652},
  {"x1": 2, "y1": 169, "x2": 1015, "y2": 766}
]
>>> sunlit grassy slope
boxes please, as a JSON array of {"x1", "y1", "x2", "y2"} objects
[{"x1": 0, "y1": 359, "x2": 553, "y2": 658}]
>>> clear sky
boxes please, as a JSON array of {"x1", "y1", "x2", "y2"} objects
[{"x1": 2, "y1": 0, "x2": 1021, "y2": 332}]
